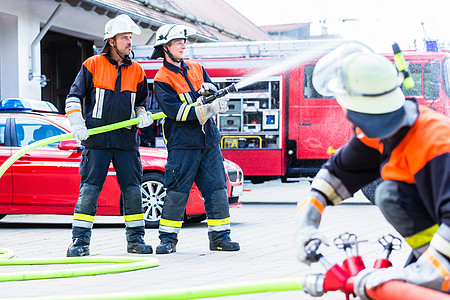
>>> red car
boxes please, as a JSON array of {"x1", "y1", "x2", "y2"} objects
[{"x1": 0, "y1": 99, "x2": 243, "y2": 227}]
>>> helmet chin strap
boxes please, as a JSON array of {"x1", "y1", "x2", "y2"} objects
[
  {"x1": 163, "y1": 46, "x2": 182, "y2": 63},
  {"x1": 110, "y1": 39, "x2": 133, "y2": 61}
]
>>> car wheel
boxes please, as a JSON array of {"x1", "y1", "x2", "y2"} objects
[
  {"x1": 141, "y1": 172, "x2": 166, "y2": 228},
  {"x1": 361, "y1": 178, "x2": 382, "y2": 204}
]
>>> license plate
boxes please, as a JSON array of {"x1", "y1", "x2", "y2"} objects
[{"x1": 232, "y1": 185, "x2": 243, "y2": 196}]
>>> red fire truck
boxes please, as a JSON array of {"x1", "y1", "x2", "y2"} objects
[{"x1": 134, "y1": 40, "x2": 450, "y2": 185}]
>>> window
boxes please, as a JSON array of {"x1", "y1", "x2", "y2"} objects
[
  {"x1": 303, "y1": 65, "x2": 331, "y2": 99},
  {"x1": 401, "y1": 64, "x2": 422, "y2": 97},
  {"x1": 424, "y1": 61, "x2": 441, "y2": 100},
  {"x1": 15, "y1": 118, "x2": 65, "y2": 148},
  {"x1": 443, "y1": 58, "x2": 450, "y2": 98},
  {"x1": 0, "y1": 118, "x2": 6, "y2": 146}
]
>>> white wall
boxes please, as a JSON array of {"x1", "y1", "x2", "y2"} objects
[
  {"x1": 0, "y1": 0, "x2": 154, "y2": 100},
  {"x1": 0, "y1": 12, "x2": 19, "y2": 99}
]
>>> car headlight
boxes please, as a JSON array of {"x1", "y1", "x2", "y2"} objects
[{"x1": 226, "y1": 168, "x2": 243, "y2": 183}]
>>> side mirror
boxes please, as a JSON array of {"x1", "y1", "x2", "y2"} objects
[{"x1": 58, "y1": 139, "x2": 83, "y2": 151}]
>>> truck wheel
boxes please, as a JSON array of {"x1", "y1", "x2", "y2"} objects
[
  {"x1": 141, "y1": 172, "x2": 166, "y2": 228},
  {"x1": 361, "y1": 178, "x2": 382, "y2": 204}
]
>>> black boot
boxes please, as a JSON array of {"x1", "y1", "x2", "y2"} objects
[
  {"x1": 156, "y1": 233, "x2": 177, "y2": 254},
  {"x1": 67, "y1": 238, "x2": 90, "y2": 257},
  {"x1": 208, "y1": 230, "x2": 240, "y2": 251},
  {"x1": 127, "y1": 236, "x2": 153, "y2": 254}
]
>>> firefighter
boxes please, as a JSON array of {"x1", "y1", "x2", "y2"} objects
[
  {"x1": 65, "y1": 14, "x2": 154, "y2": 256},
  {"x1": 150, "y1": 24, "x2": 239, "y2": 254},
  {"x1": 295, "y1": 41, "x2": 450, "y2": 297}
]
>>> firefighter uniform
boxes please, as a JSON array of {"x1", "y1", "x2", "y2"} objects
[
  {"x1": 296, "y1": 43, "x2": 450, "y2": 296},
  {"x1": 66, "y1": 52, "x2": 149, "y2": 253},
  {"x1": 323, "y1": 99, "x2": 450, "y2": 257},
  {"x1": 154, "y1": 59, "x2": 234, "y2": 250}
]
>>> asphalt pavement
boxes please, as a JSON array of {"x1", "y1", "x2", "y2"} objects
[{"x1": 0, "y1": 179, "x2": 410, "y2": 300}]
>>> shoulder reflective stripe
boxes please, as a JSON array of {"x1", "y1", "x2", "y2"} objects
[
  {"x1": 73, "y1": 213, "x2": 95, "y2": 222},
  {"x1": 405, "y1": 224, "x2": 439, "y2": 249},
  {"x1": 208, "y1": 224, "x2": 231, "y2": 232},
  {"x1": 179, "y1": 93, "x2": 187, "y2": 104},
  {"x1": 160, "y1": 218, "x2": 183, "y2": 228},
  {"x1": 181, "y1": 105, "x2": 191, "y2": 121},
  {"x1": 207, "y1": 217, "x2": 230, "y2": 227},
  {"x1": 423, "y1": 250, "x2": 450, "y2": 291},
  {"x1": 124, "y1": 213, "x2": 144, "y2": 221},
  {"x1": 431, "y1": 234, "x2": 450, "y2": 258},
  {"x1": 296, "y1": 197, "x2": 325, "y2": 214},
  {"x1": 93, "y1": 88, "x2": 105, "y2": 119},
  {"x1": 311, "y1": 178, "x2": 342, "y2": 205},
  {"x1": 176, "y1": 103, "x2": 188, "y2": 121}
]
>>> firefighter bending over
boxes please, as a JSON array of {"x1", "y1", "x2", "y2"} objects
[
  {"x1": 295, "y1": 42, "x2": 450, "y2": 297},
  {"x1": 151, "y1": 24, "x2": 239, "y2": 254},
  {"x1": 65, "y1": 14, "x2": 154, "y2": 256}
]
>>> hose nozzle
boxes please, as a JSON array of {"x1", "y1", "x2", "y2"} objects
[{"x1": 200, "y1": 83, "x2": 238, "y2": 104}]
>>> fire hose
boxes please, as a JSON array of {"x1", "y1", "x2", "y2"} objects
[
  {"x1": 0, "y1": 84, "x2": 237, "y2": 180},
  {"x1": 3, "y1": 233, "x2": 450, "y2": 300}
]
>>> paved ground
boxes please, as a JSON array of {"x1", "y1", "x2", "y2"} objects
[{"x1": 0, "y1": 179, "x2": 410, "y2": 300}]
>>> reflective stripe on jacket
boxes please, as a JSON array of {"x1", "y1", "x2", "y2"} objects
[
  {"x1": 67, "y1": 53, "x2": 148, "y2": 150},
  {"x1": 154, "y1": 59, "x2": 221, "y2": 150}
]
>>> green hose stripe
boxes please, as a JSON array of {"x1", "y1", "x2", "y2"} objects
[
  {"x1": 0, "y1": 118, "x2": 140, "y2": 178},
  {"x1": 11, "y1": 277, "x2": 303, "y2": 300},
  {"x1": 0, "y1": 248, "x2": 14, "y2": 259},
  {"x1": 0, "y1": 251, "x2": 159, "y2": 282}
]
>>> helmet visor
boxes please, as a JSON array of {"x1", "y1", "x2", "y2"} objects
[{"x1": 312, "y1": 41, "x2": 375, "y2": 97}]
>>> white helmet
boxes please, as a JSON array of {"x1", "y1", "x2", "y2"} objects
[
  {"x1": 104, "y1": 14, "x2": 141, "y2": 40},
  {"x1": 151, "y1": 24, "x2": 196, "y2": 59},
  {"x1": 313, "y1": 41, "x2": 405, "y2": 114},
  {"x1": 313, "y1": 42, "x2": 417, "y2": 139}
]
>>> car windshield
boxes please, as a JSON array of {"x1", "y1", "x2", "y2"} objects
[{"x1": 15, "y1": 117, "x2": 66, "y2": 148}]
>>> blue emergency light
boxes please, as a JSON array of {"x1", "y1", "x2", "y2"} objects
[{"x1": 0, "y1": 98, "x2": 58, "y2": 113}]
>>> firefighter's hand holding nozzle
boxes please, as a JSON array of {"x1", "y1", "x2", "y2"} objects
[
  {"x1": 198, "y1": 82, "x2": 218, "y2": 96},
  {"x1": 295, "y1": 191, "x2": 329, "y2": 266}
]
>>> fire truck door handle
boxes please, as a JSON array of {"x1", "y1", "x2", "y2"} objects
[
  {"x1": 300, "y1": 122, "x2": 311, "y2": 126},
  {"x1": 18, "y1": 154, "x2": 32, "y2": 160}
]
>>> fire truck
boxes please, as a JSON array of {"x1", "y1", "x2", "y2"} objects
[{"x1": 133, "y1": 40, "x2": 450, "y2": 185}]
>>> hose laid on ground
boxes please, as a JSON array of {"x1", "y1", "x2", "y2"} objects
[
  {"x1": 5, "y1": 277, "x2": 304, "y2": 300},
  {"x1": 0, "y1": 248, "x2": 159, "y2": 282}
]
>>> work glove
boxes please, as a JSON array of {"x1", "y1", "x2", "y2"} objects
[
  {"x1": 198, "y1": 82, "x2": 217, "y2": 96},
  {"x1": 295, "y1": 191, "x2": 329, "y2": 266},
  {"x1": 354, "y1": 247, "x2": 450, "y2": 300},
  {"x1": 135, "y1": 107, "x2": 153, "y2": 128},
  {"x1": 65, "y1": 97, "x2": 89, "y2": 142}
]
